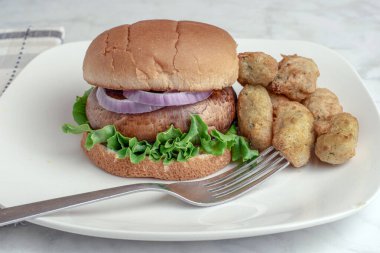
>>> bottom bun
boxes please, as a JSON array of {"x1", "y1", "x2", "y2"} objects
[{"x1": 81, "y1": 133, "x2": 231, "y2": 181}]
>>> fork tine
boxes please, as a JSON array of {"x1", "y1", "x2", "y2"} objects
[
  {"x1": 203, "y1": 146, "x2": 275, "y2": 187},
  {"x1": 208, "y1": 150, "x2": 281, "y2": 191},
  {"x1": 214, "y1": 159, "x2": 290, "y2": 200},
  {"x1": 210, "y1": 153, "x2": 284, "y2": 196}
]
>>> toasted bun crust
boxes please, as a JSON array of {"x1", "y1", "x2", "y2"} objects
[
  {"x1": 83, "y1": 20, "x2": 238, "y2": 91},
  {"x1": 86, "y1": 87, "x2": 236, "y2": 142},
  {"x1": 81, "y1": 133, "x2": 231, "y2": 180}
]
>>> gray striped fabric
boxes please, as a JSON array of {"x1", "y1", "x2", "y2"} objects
[{"x1": 0, "y1": 27, "x2": 65, "y2": 96}]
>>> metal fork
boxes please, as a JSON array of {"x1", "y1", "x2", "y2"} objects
[{"x1": 0, "y1": 147, "x2": 289, "y2": 227}]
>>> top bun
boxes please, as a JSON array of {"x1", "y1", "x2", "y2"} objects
[{"x1": 83, "y1": 20, "x2": 238, "y2": 91}]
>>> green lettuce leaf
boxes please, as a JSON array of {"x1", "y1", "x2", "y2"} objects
[
  {"x1": 62, "y1": 88, "x2": 259, "y2": 165},
  {"x1": 86, "y1": 125, "x2": 116, "y2": 149},
  {"x1": 73, "y1": 88, "x2": 92, "y2": 125},
  {"x1": 62, "y1": 123, "x2": 92, "y2": 134}
]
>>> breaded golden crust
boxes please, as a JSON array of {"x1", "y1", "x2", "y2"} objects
[
  {"x1": 238, "y1": 85, "x2": 273, "y2": 151},
  {"x1": 268, "y1": 92, "x2": 290, "y2": 110},
  {"x1": 315, "y1": 113, "x2": 359, "y2": 165},
  {"x1": 303, "y1": 88, "x2": 343, "y2": 136},
  {"x1": 269, "y1": 54, "x2": 319, "y2": 101},
  {"x1": 238, "y1": 52, "x2": 278, "y2": 87},
  {"x1": 272, "y1": 101, "x2": 315, "y2": 167}
]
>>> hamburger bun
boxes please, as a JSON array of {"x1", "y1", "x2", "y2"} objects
[
  {"x1": 83, "y1": 20, "x2": 238, "y2": 91},
  {"x1": 81, "y1": 133, "x2": 232, "y2": 180}
]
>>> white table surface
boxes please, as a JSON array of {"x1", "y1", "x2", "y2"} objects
[{"x1": 1, "y1": 0, "x2": 380, "y2": 252}]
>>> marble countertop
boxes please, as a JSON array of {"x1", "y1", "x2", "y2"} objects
[{"x1": 1, "y1": 0, "x2": 380, "y2": 252}]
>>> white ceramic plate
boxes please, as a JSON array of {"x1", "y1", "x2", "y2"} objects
[{"x1": 0, "y1": 39, "x2": 379, "y2": 241}]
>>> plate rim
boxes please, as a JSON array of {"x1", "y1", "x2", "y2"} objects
[{"x1": 29, "y1": 204, "x2": 365, "y2": 241}]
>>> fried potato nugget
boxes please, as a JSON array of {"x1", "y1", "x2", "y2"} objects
[
  {"x1": 303, "y1": 88, "x2": 343, "y2": 136},
  {"x1": 269, "y1": 54, "x2": 320, "y2": 101},
  {"x1": 315, "y1": 113, "x2": 359, "y2": 165},
  {"x1": 272, "y1": 101, "x2": 315, "y2": 167},
  {"x1": 238, "y1": 52, "x2": 278, "y2": 87},
  {"x1": 268, "y1": 92, "x2": 290, "y2": 110},
  {"x1": 238, "y1": 85, "x2": 273, "y2": 151}
]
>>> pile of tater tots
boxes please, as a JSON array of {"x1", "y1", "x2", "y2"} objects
[{"x1": 237, "y1": 52, "x2": 359, "y2": 167}]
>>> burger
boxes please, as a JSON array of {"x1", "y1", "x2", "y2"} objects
[{"x1": 63, "y1": 20, "x2": 258, "y2": 180}]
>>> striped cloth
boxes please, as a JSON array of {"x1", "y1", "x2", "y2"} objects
[{"x1": 0, "y1": 27, "x2": 65, "y2": 96}]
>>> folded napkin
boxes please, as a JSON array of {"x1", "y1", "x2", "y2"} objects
[{"x1": 0, "y1": 26, "x2": 65, "y2": 96}]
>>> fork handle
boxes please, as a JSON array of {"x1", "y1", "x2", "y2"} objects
[{"x1": 0, "y1": 183, "x2": 166, "y2": 227}]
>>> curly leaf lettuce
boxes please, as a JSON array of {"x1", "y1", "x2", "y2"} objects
[
  {"x1": 72, "y1": 88, "x2": 92, "y2": 125},
  {"x1": 62, "y1": 89, "x2": 259, "y2": 165}
]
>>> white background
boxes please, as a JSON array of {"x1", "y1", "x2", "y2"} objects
[{"x1": 1, "y1": 0, "x2": 380, "y2": 252}]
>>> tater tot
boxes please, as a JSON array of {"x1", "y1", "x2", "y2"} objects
[
  {"x1": 303, "y1": 88, "x2": 343, "y2": 136},
  {"x1": 268, "y1": 92, "x2": 290, "y2": 110},
  {"x1": 269, "y1": 54, "x2": 319, "y2": 101},
  {"x1": 238, "y1": 52, "x2": 278, "y2": 87},
  {"x1": 272, "y1": 101, "x2": 315, "y2": 167},
  {"x1": 238, "y1": 85, "x2": 273, "y2": 151},
  {"x1": 315, "y1": 113, "x2": 359, "y2": 165}
]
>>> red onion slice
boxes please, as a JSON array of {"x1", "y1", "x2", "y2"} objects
[
  {"x1": 96, "y1": 88, "x2": 164, "y2": 114},
  {"x1": 123, "y1": 90, "x2": 212, "y2": 106}
]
